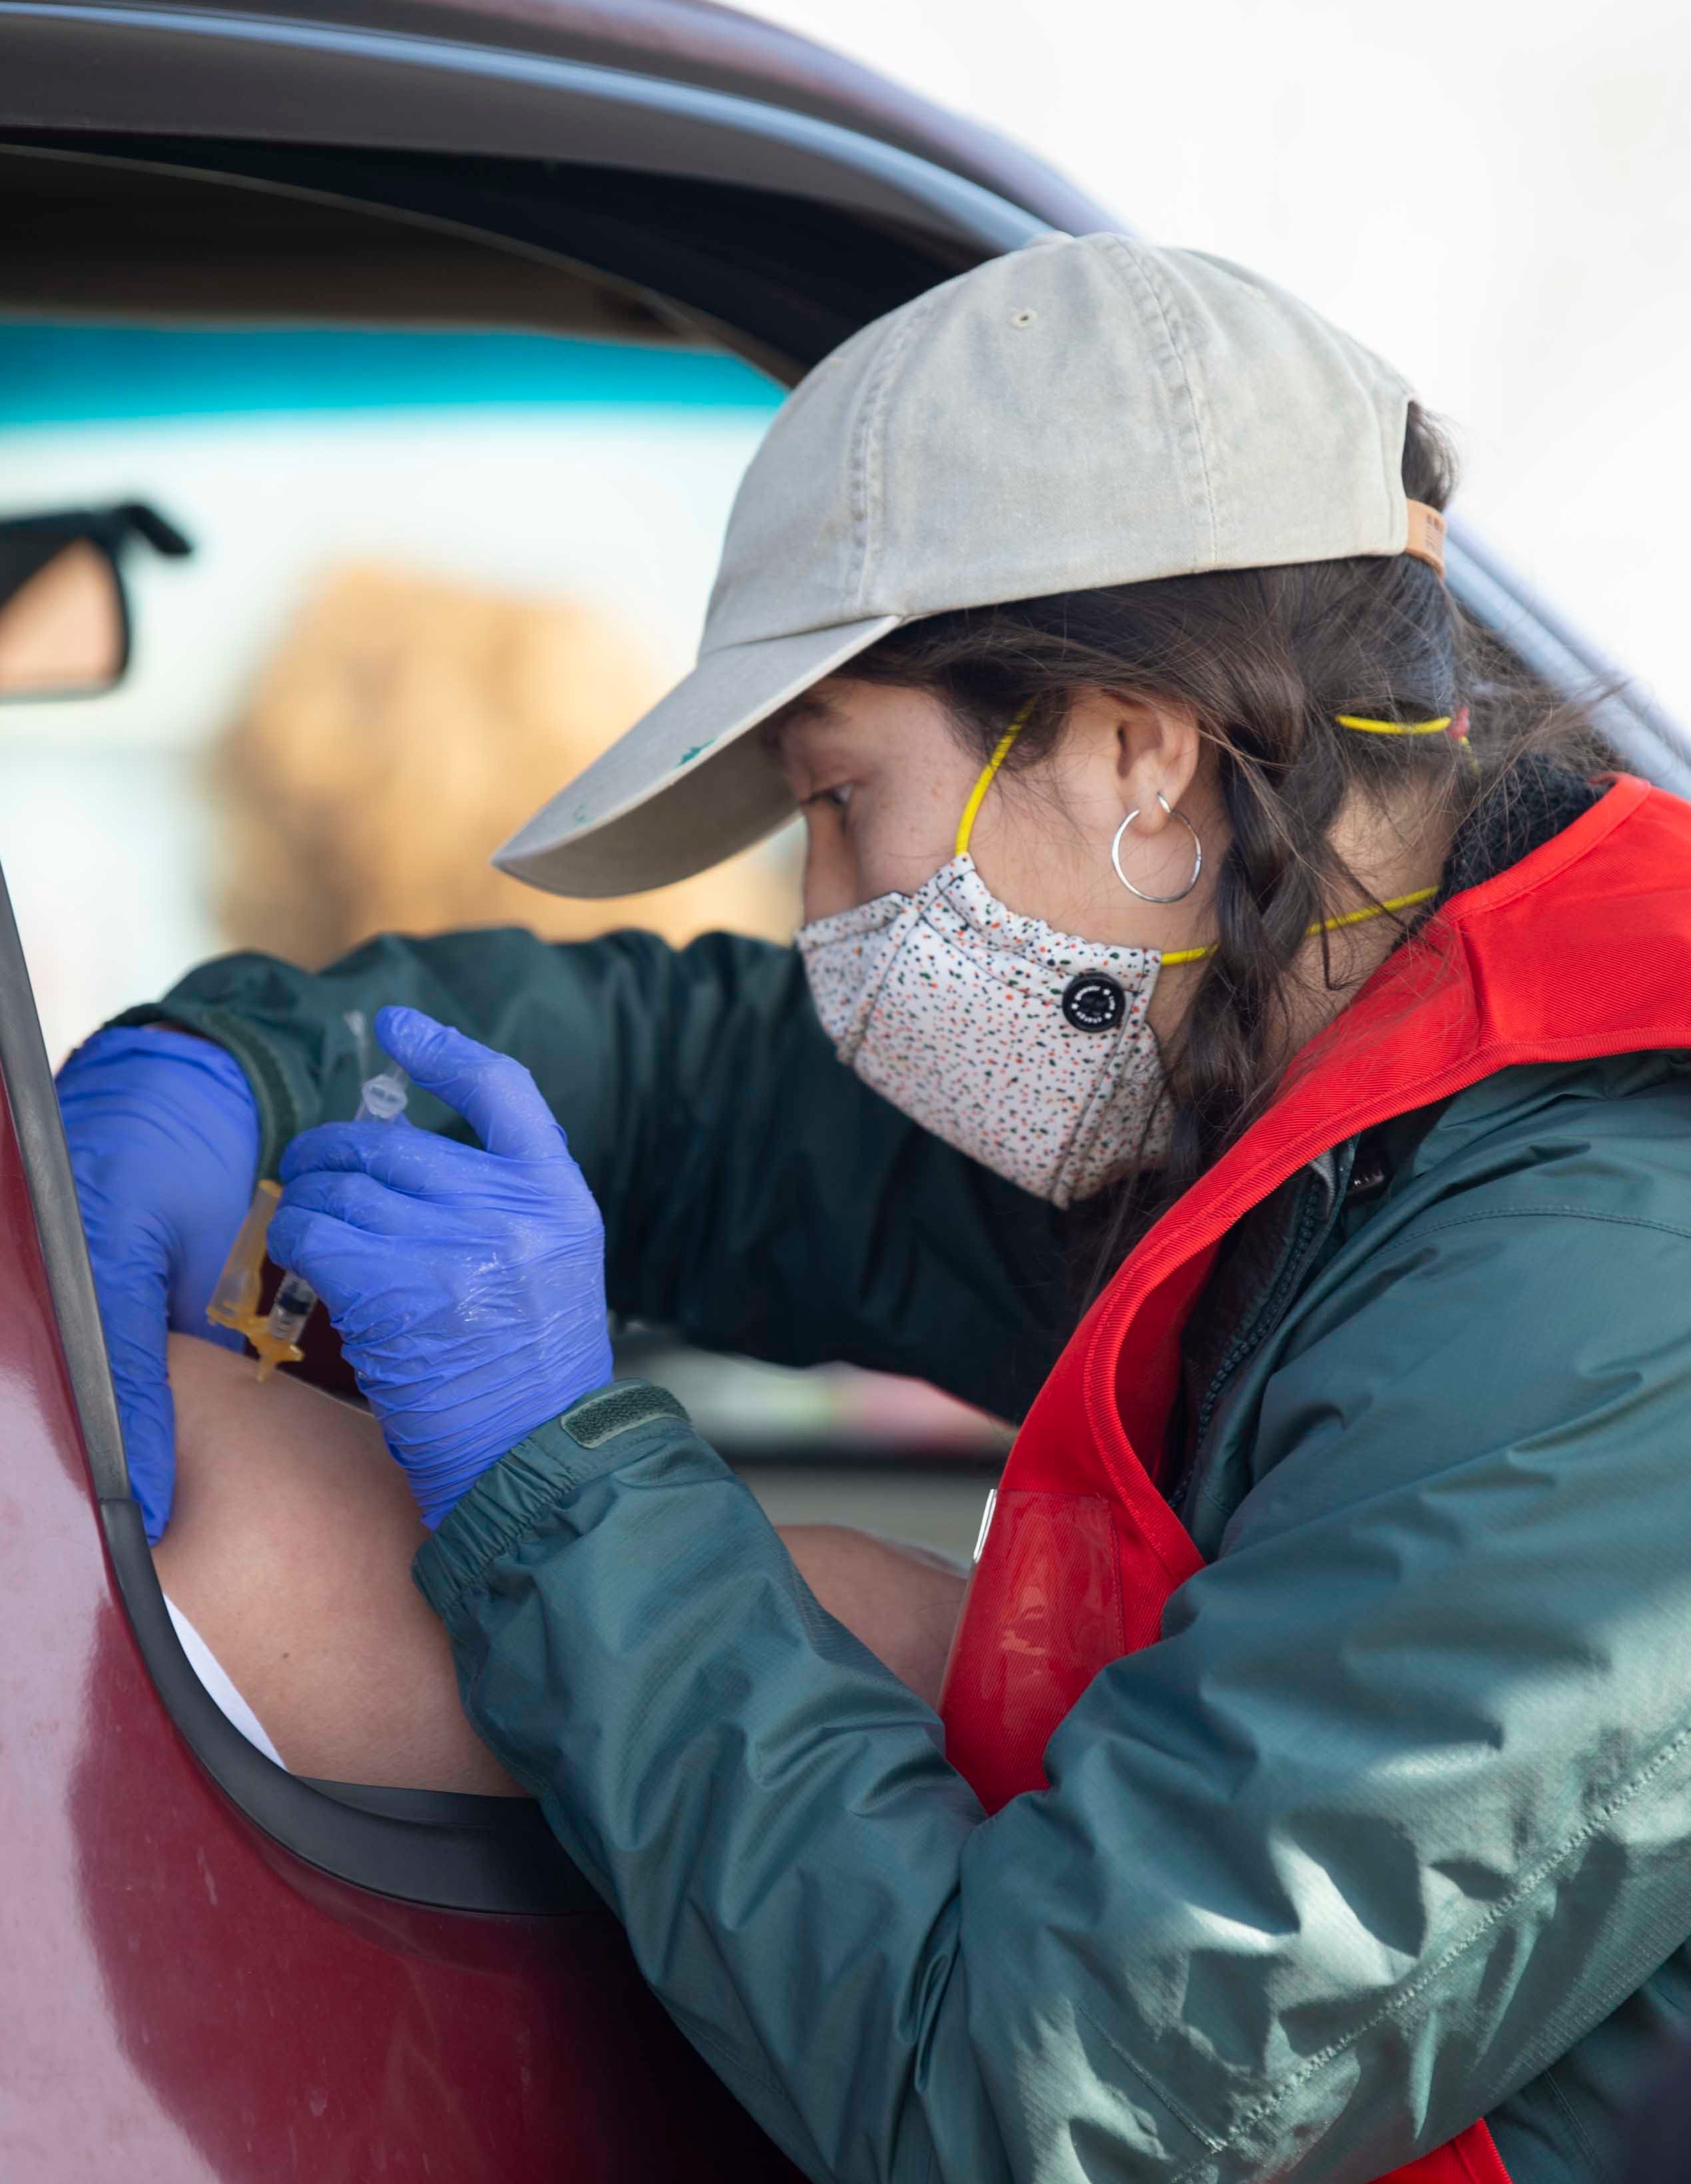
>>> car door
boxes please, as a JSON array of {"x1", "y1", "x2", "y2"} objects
[{"x1": 1, "y1": 3, "x2": 1686, "y2": 2176}]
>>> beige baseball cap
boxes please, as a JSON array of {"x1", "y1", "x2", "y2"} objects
[{"x1": 496, "y1": 231, "x2": 1441, "y2": 898}]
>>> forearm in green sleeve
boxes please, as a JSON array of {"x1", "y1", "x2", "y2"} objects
[
  {"x1": 415, "y1": 1390, "x2": 1208, "y2": 2184},
  {"x1": 109, "y1": 924, "x2": 830, "y2": 1295},
  {"x1": 113, "y1": 927, "x2": 1069, "y2": 1416},
  {"x1": 113, "y1": 924, "x2": 711, "y2": 1185}
]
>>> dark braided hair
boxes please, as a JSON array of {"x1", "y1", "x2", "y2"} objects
[{"x1": 844, "y1": 404, "x2": 1606, "y2": 1302}]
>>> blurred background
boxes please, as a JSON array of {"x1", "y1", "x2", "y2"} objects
[
  {"x1": 0, "y1": 330, "x2": 790, "y2": 1060},
  {"x1": 1, "y1": 0, "x2": 1682, "y2": 1547}
]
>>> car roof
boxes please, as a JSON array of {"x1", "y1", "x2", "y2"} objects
[{"x1": 142, "y1": 0, "x2": 1110, "y2": 234}]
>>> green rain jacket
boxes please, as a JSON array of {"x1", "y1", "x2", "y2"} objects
[{"x1": 128, "y1": 780, "x2": 1691, "y2": 2184}]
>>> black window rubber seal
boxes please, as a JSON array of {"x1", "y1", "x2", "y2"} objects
[{"x1": 0, "y1": 862, "x2": 599, "y2": 1916}]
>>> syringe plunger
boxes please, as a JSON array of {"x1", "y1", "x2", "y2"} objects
[
  {"x1": 251, "y1": 1065, "x2": 411, "y2": 1374},
  {"x1": 356, "y1": 1069, "x2": 408, "y2": 1123}
]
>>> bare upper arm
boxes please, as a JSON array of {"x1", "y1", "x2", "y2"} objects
[
  {"x1": 152, "y1": 1334, "x2": 967, "y2": 1784},
  {"x1": 153, "y1": 1332, "x2": 523, "y2": 1792}
]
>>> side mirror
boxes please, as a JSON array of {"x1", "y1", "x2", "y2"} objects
[
  {"x1": 0, "y1": 503, "x2": 191, "y2": 702},
  {"x1": 0, "y1": 536, "x2": 127, "y2": 700}
]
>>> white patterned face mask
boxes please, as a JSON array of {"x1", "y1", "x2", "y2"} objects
[
  {"x1": 794, "y1": 720, "x2": 1176, "y2": 1207},
  {"x1": 796, "y1": 856, "x2": 1168, "y2": 1205}
]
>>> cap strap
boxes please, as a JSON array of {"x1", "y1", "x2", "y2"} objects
[{"x1": 1404, "y1": 499, "x2": 1447, "y2": 579}]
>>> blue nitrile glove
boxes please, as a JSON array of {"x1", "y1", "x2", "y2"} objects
[
  {"x1": 56, "y1": 1026, "x2": 262, "y2": 1543},
  {"x1": 268, "y1": 1006, "x2": 614, "y2": 1528}
]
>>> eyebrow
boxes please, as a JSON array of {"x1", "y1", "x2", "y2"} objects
[{"x1": 760, "y1": 690, "x2": 841, "y2": 749}]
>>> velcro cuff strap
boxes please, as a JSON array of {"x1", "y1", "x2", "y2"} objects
[
  {"x1": 414, "y1": 1379, "x2": 698, "y2": 1617},
  {"x1": 559, "y1": 1381, "x2": 688, "y2": 1449}
]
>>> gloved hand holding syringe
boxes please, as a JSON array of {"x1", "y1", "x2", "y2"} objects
[{"x1": 208, "y1": 1059, "x2": 410, "y2": 1379}]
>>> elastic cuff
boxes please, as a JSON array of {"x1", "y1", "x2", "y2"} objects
[
  {"x1": 414, "y1": 1380, "x2": 692, "y2": 1619},
  {"x1": 111, "y1": 1001, "x2": 309, "y2": 1176}
]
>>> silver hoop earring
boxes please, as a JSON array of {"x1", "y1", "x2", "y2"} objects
[{"x1": 1110, "y1": 793, "x2": 1203, "y2": 904}]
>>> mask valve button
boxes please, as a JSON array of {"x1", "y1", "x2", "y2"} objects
[{"x1": 1061, "y1": 973, "x2": 1125, "y2": 1032}]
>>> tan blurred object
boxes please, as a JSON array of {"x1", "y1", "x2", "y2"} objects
[{"x1": 212, "y1": 565, "x2": 799, "y2": 967}]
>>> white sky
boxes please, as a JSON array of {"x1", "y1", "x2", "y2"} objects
[{"x1": 756, "y1": 0, "x2": 1691, "y2": 722}]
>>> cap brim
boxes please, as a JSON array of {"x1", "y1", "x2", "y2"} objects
[{"x1": 493, "y1": 615, "x2": 901, "y2": 898}]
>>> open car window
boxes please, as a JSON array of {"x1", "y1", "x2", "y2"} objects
[{"x1": 0, "y1": 138, "x2": 1018, "y2": 1911}]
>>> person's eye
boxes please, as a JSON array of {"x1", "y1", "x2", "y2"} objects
[{"x1": 805, "y1": 782, "x2": 855, "y2": 814}]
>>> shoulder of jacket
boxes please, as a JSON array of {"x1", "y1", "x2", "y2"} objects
[{"x1": 1385, "y1": 1049, "x2": 1691, "y2": 1221}]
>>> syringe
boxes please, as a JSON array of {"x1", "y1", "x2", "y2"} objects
[
  {"x1": 208, "y1": 1062, "x2": 411, "y2": 1380},
  {"x1": 258, "y1": 1065, "x2": 410, "y2": 1371}
]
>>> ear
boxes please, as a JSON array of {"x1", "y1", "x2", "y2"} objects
[{"x1": 1095, "y1": 691, "x2": 1204, "y2": 836}]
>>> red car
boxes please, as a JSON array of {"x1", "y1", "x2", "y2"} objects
[{"x1": 2, "y1": 3, "x2": 1686, "y2": 2175}]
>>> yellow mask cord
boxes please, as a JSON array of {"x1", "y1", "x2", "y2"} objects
[
  {"x1": 1162, "y1": 886, "x2": 1439, "y2": 968},
  {"x1": 1337, "y1": 708, "x2": 1479, "y2": 774},
  {"x1": 954, "y1": 709, "x2": 1031, "y2": 860},
  {"x1": 1334, "y1": 714, "x2": 1452, "y2": 736},
  {"x1": 1160, "y1": 710, "x2": 1457, "y2": 958},
  {"x1": 955, "y1": 704, "x2": 1441, "y2": 964}
]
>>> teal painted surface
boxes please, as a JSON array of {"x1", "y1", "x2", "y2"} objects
[{"x1": 0, "y1": 325, "x2": 783, "y2": 427}]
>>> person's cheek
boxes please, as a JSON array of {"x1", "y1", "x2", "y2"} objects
[{"x1": 800, "y1": 808, "x2": 863, "y2": 922}]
